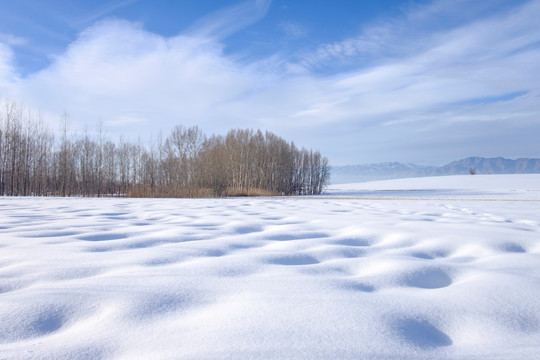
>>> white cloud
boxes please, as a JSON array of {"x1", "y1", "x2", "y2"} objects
[
  {"x1": 185, "y1": 0, "x2": 271, "y2": 40},
  {"x1": 278, "y1": 22, "x2": 308, "y2": 39},
  {"x1": 0, "y1": 33, "x2": 27, "y2": 47},
  {"x1": 0, "y1": 43, "x2": 18, "y2": 93},
  {"x1": 69, "y1": 0, "x2": 138, "y2": 28},
  {"x1": 12, "y1": 19, "x2": 262, "y2": 136},
  {"x1": 296, "y1": 0, "x2": 540, "y2": 125}
]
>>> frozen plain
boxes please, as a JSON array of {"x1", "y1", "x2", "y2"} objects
[{"x1": 1, "y1": 174, "x2": 539, "y2": 359}]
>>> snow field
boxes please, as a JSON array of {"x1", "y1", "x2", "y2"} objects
[{"x1": 1, "y1": 175, "x2": 540, "y2": 359}]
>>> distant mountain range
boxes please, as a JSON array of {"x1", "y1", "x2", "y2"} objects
[{"x1": 331, "y1": 157, "x2": 540, "y2": 184}]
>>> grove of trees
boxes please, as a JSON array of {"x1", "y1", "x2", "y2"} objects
[{"x1": 0, "y1": 100, "x2": 330, "y2": 198}]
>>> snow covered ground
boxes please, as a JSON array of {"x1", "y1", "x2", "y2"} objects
[{"x1": 1, "y1": 174, "x2": 539, "y2": 359}]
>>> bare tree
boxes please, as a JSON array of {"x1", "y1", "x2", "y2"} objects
[{"x1": 0, "y1": 100, "x2": 330, "y2": 198}]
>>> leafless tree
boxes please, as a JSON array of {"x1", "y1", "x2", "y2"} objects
[{"x1": 0, "y1": 99, "x2": 330, "y2": 198}]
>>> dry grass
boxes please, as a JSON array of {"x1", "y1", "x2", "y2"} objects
[{"x1": 226, "y1": 187, "x2": 280, "y2": 197}]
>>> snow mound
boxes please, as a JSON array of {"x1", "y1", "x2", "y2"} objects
[{"x1": 1, "y1": 175, "x2": 539, "y2": 359}]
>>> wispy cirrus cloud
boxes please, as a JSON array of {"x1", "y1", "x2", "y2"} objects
[
  {"x1": 68, "y1": 0, "x2": 139, "y2": 29},
  {"x1": 293, "y1": 0, "x2": 540, "y2": 123},
  {"x1": 278, "y1": 22, "x2": 308, "y2": 39},
  {"x1": 185, "y1": 0, "x2": 271, "y2": 40},
  {"x1": 0, "y1": 33, "x2": 27, "y2": 47},
  {"x1": 0, "y1": 43, "x2": 18, "y2": 88}
]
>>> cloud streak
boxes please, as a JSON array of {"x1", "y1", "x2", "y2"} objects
[
  {"x1": 185, "y1": 0, "x2": 271, "y2": 40},
  {"x1": 69, "y1": 0, "x2": 139, "y2": 29},
  {"x1": 0, "y1": 43, "x2": 17, "y2": 88},
  {"x1": 0, "y1": 33, "x2": 27, "y2": 47}
]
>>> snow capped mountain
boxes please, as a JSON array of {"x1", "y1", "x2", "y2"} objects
[
  {"x1": 330, "y1": 162, "x2": 434, "y2": 183},
  {"x1": 441, "y1": 157, "x2": 540, "y2": 175},
  {"x1": 331, "y1": 157, "x2": 540, "y2": 184}
]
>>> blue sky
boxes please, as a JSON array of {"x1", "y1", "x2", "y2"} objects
[{"x1": 1, "y1": 0, "x2": 539, "y2": 165}]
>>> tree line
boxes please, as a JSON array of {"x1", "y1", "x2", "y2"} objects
[{"x1": 0, "y1": 100, "x2": 330, "y2": 197}]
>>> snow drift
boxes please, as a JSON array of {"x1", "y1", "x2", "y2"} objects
[{"x1": 1, "y1": 175, "x2": 539, "y2": 359}]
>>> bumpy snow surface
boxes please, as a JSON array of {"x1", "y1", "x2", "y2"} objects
[{"x1": 1, "y1": 175, "x2": 540, "y2": 359}]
